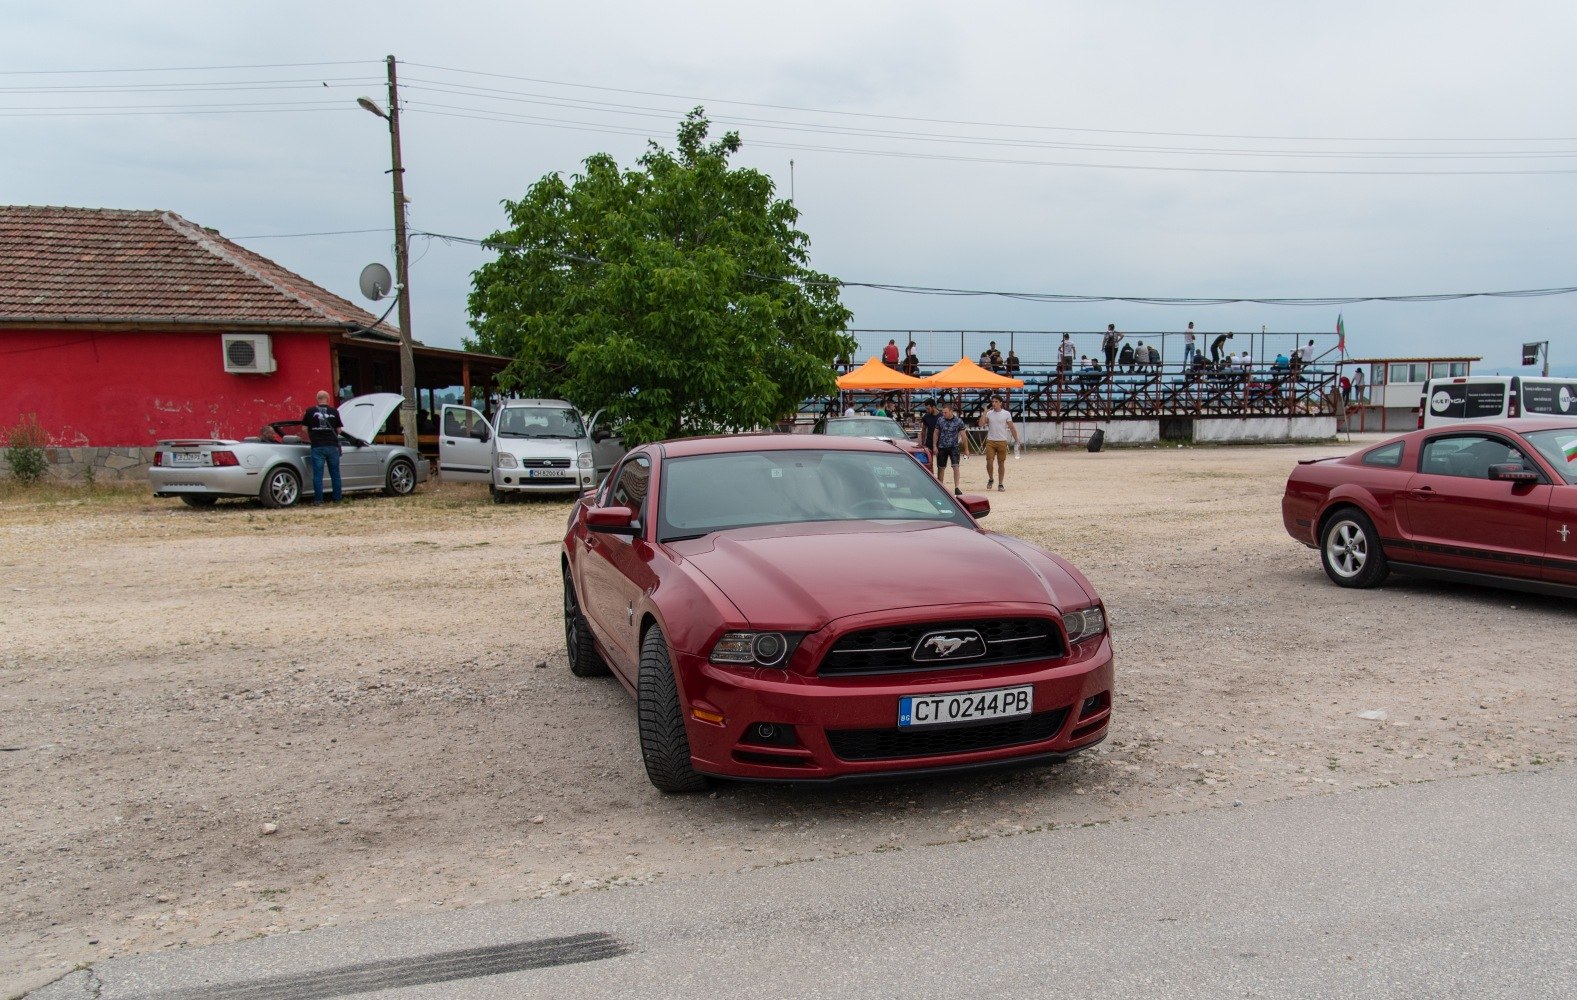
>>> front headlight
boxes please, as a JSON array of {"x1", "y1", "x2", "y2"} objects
[
  {"x1": 1064, "y1": 605, "x2": 1107, "y2": 644},
  {"x1": 709, "y1": 631, "x2": 803, "y2": 667},
  {"x1": 497, "y1": 453, "x2": 518, "y2": 469},
  {"x1": 577, "y1": 452, "x2": 593, "y2": 469}
]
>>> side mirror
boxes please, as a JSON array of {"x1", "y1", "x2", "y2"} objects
[
  {"x1": 1488, "y1": 463, "x2": 1538, "y2": 484},
  {"x1": 591, "y1": 428, "x2": 612, "y2": 443},
  {"x1": 472, "y1": 427, "x2": 490, "y2": 443},
  {"x1": 586, "y1": 505, "x2": 639, "y2": 536},
  {"x1": 957, "y1": 494, "x2": 991, "y2": 519}
]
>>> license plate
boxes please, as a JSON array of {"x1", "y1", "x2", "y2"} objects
[
  {"x1": 525, "y1": 468, "x2": 568, "y2": 478},
  {"x1": 898, "y1": 685, "x2": 1033, "y2": 728},
  {"x1": 170, "y1": 452, "x2": 203, "y2": 466}
]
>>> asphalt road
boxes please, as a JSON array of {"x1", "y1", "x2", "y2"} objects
[{"x1": 31, "y1": 766, "x2": 1575, "y2": 1000}]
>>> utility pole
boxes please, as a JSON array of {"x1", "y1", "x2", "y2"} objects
[{"x1": 385, "y1": 55, "x2": 417, "y2": 447}]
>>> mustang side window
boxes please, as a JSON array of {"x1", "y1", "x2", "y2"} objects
[
  {"x1": 611, "y1": 455, "x2": 651, "y2": 524},
  {"x1": 1361, "y1": 442, "x2": 1404, "y2": 468},
  {"x1": 1420, "y1": 435, "x2": 1535, "y2": 480}
]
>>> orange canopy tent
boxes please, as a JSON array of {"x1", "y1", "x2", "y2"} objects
[
  {"x1": 835, "y1": 356, "x2": 931, "y2": 391},
  {"x1": 921, "y1": 357, "x2": 1025, "y2": 389}
]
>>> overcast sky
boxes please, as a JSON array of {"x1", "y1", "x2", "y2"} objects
[{"x1": 6, "y1": 1, "x2": 1574, "y2": 372}]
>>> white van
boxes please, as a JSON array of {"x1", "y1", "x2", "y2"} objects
[
  {"x1": 439, "y1": 399, "x2": 623, "y2": 498},
  {"x1": 1420, "y1": 375, "x2": 1577, "y2": 428}
]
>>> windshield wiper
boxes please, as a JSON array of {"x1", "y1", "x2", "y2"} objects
[{"x1": 661, "y1": 532, "x2": 711, "y2": 542}]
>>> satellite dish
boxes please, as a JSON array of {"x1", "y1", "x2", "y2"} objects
[{"x1": 359, "y1": 262, "x2": 393, "y2": 301}]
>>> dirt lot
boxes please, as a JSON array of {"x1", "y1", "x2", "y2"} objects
[{"x1": 3, "y1": 440, "x2": 1574, "y2": 986}]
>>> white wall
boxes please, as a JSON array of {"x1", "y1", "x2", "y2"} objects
[
  {"x1": 1020, "y1": 420, "x2": 1160, "y2": 446},
  {"x1": 1192, "y1": 416, "x2": 1336, "y2": 442}
]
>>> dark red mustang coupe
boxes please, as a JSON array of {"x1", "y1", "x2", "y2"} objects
[
  {"x1": 1283, "y1": 419, "x2": 1577, "y2": 596},
  {"x1": 563, "y1": 435, "x2": 1113, "y2": 791}
]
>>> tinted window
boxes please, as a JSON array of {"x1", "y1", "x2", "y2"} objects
[
  {"x1": 1521, "y1": 381, "x2": 1577, "y2": 417},
  {"x1": 1362, "y1": 442, "x2": 1404, "y2": 468},
  {"x1": 657, "y1": 449, "x2": 973, "y2": 542},
  {"x1": 1420, "y1": 435, "x2": 1536, "y2": 480},
  {"x1": 824, "y1": 417, "x2": 907, "y2": 438},
  {"x1": 1426, "y1": 383, "x2": 1507, "y2": 421}
]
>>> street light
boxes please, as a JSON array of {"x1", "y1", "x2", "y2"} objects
[{"x1": 357, "y1": 55, "x2": 417, "y2": 448}]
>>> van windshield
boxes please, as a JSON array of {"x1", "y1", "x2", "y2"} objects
[
  {"x1": 1524, "y1": 429, "x2": 1577, "y2": 484},
  {"x1": 496, "y1": 407, "x2": 585, "y2": 439}
]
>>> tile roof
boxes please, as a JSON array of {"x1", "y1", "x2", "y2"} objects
[{"x1": 0, "y1": 205, "x2": 395, "y2": 332}]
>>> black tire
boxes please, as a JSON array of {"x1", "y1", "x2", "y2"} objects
[
  {"x1": 490, "y1": 485, "x2": 508, "y2": 504},
  {"x1": 562, "y1": 566, "x2": 609, "y2": 678},
  {"x1": 179, "y1": 495, "x2": 218, "y2": 508},
  {"x1": 259, "y1": 466, "x2": 301, "y2": 509},
  {"x1": 384, "y1": 458, "x2": 416, "y2": 497},
  {"x1": 637, "y1": 624, "x2": 708, "y2": 793},
  {"x1": 1319, "y1": 507, "x2": 1389, "y2": 588}
]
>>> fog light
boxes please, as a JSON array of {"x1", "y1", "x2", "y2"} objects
[{"x1": 744, "y1": 722, "x2": 798, "y2": 747}]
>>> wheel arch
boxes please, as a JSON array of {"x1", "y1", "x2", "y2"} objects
[{"x1": 1315, "y1": 492, "x2": 1385, "y2": 544}]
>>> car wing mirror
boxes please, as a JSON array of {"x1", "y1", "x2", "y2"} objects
[
  {"x1": 473, "y1": 427, "x2": 490, "y2": 443},
  {"x1": 1487, "y1": 463, "x2": 1538, "y2": 484},
  {"x1": 586, "y1": 505, "x2": 639, "y2": 535},
  {"x1": 591, "y1": 428, "x2": 613, "y2": 443},
  {"x1": 957, "y1": 494, "x2": 991, "y2": 519}
]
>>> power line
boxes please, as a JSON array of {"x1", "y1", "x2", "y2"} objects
[
  {"x1": 404, "y1": 61, "x2": 1577, "y2": 144},
  {"x1": 0, "y1": 60, "x2": 376, "y2": 75},
  {"x1": 411, "y1": 228, "x2": 1577, "y2": 305},
  {"x1": 231, "y1": 228, "x2": 393, "y2": 239}
]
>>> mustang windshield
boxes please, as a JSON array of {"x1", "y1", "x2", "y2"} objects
[
  {"x1": 658, "y1": 449, "x2": 973, "y2": 541},
  {"x1": 496, "y1": 407, "x2": 585, "y2": 439},
  {"x1": 1524, "y1": 429, "x2": 1577, "y2": 484},
  {"x1": 825, "y1": 417, "x2": 907, "y2": 439}
]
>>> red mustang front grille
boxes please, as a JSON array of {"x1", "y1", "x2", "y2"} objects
[{"x1": 818, "y1": 617, "x2": 1064, "y2": 676}]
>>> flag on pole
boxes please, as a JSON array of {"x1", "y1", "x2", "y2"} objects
[
  {"x1": 1562, "y1": 436, "x2": 1577, "y2": 463},
  {"x1": 1336, "y1": 314, "x2": 1346, "y2": 355}
]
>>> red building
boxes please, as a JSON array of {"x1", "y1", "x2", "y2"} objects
[{"x1": 0, "y1": 206, "x2": 505, "y2": 478}]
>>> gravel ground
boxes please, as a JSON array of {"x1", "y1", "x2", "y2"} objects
[{"x1": 3, "y1": 439, "x2": 1573, "y2": 988}]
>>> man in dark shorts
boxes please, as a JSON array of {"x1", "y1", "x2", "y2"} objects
[
  {"x1": 919, "y1": 399, "x2": 941, "y2": 477},
  {"x1": 302, "y1": 390, "x2": 346, "y2": 504},
  {"x1": 934, "y1": 402, "x2": 970, "y2": 496}
]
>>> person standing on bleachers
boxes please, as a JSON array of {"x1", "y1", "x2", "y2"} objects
[
  {"x1": 1183, "y1": 323, "x2": 1197, "y2": 369},
  {"x1": 1102, "y1": 324, "x2": 1122, "y2": 374},
  {"x1": 1058, "y1": 333, "x2": 1076, "y2": 375}
]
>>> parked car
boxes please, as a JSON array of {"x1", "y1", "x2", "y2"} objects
[
  {"x1": 149, "y1": 393, "x2": 428, "y2": 508},
  {"x1": 813, "y1": 414, "x2": 932, "y2": 470},
  {"x1": 562, "y1": 435, "x2": 1113, "y2": 791},
  {"x1": 439, "y1": 398, "x2": 622, "y2": 499},
  {"x1": 1283, "y1": 419, "x2": 1577, "y2": 596},
  {"x1": 1420, "y1": 375, "x2": 1577, "y2": 428}
]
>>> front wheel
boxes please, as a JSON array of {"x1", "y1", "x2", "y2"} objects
[
  {"x1": 384, "y1": 458, "x2": 416, "y2": 497},
  {"x1": 258, "y1": 467, "x2": 301, "y2": 509},
  {"x1": 1320, "y1": 507, "x2": 1389, "y2": 588},
  {"x1": 637, "y1": 624, "x2": 708, "y2": 793}
]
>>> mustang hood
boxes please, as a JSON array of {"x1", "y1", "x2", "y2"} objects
[
  {"x1": 338, "y1": 393, "x2": 403, "y2": 444},
  {"x1": 673, "y1": 522, "x2": 1072, "y2": 628}
]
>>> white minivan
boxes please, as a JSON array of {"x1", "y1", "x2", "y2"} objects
[
  {"x1": 1420, "y1": 375, "x2": 1577, "y2": 428},
  {"x1": 439, "y1": 398, "x2": 623, "y2": 498}
]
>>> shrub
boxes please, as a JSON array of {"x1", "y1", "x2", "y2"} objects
[{"x1": 2, "y1": 414, "x2": 49, "y2": 485}]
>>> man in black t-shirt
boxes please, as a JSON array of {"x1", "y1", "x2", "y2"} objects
[
  {"x1": 919, "y1": 400, "x2": 941, "y2": 477},
  {"x1": 302, "y1": 390, "x2": 345, "y2": 503}
]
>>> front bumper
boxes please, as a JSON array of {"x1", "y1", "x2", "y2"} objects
[
  {"x1": 677, "y1": 634, "x2": 1115, "y2": 782},
  {"x1": 494, "y1": 469, "x2": 596, "y2": 493},
  {"x1": 149, "y1": 465, "x2": 264, "y2": 498}
]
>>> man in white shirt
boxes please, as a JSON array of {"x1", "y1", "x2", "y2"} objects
[
  {"x1": 978, "y1": 396, "x2": 1019, "y2": 492},
  {"x1": 843, "y1": 402, "x2": 856, "y2": 417},
  {"x1": 1057, "y1": 333, "x2": 1077, "y2": 374}
]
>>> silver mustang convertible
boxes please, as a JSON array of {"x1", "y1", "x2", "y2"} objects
[{"x1": 148, "y1": 393, "x2": 430, "y2": 508}]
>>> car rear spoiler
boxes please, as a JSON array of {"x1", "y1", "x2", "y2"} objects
[
  {"x1": 156, "y1": 439, "x2": 234, "y2": 447},
  {"x1": 1296, "y1": 456, "x2": 1343, "y2": 465}
]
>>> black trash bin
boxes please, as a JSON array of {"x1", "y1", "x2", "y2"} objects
[{"x1": 1087, "y1": 428, "x2": 1105, "y2": 453}]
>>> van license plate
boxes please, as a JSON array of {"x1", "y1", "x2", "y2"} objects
[{"x1": 898, "y1": 685, "x2": 1033, "y2": 728}]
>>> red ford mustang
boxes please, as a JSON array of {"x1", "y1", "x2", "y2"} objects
[
  {"x1": 1283, "y1": 419, "x2": 1577, "y2": 596},
  {"x1": 562, "y1": 435, "x2": 1114, "y2": 791}
]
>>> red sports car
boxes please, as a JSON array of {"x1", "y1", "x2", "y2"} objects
[
  {"x1": 1283, "y1": 419, "x2": 1577, "y2": 596},
  {"x1": 562, "y1": 435, "x2": 1114, "y2": 791}
]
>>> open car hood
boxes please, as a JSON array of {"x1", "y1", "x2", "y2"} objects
[{"x1": 338, "y1": 393, "x2": 404, "y2": 444}]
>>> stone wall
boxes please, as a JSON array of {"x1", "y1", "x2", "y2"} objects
[{"x1": 0, "y1": 447, "x2": 156, "y2": 483}]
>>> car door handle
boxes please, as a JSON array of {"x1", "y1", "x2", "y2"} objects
[{"x1": 1410, "y1": 487, "x2": 1438, "y2": 500}]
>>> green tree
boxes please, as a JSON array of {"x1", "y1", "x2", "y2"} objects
[{"x1": 466, "y1": 109, "x2": 853, "y2": 443}]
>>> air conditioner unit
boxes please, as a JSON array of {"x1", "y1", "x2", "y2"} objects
[{"x1": 222, "y1": 333, "x2": 277, "y2": 374}]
